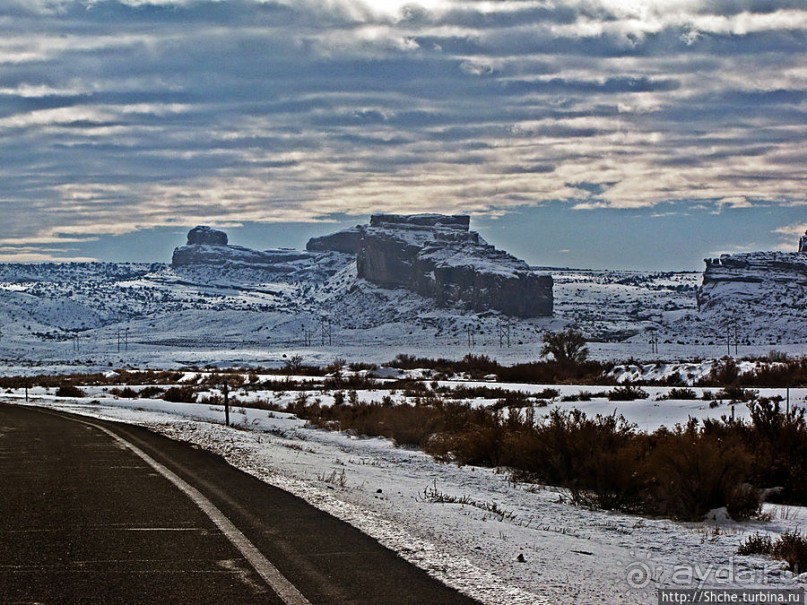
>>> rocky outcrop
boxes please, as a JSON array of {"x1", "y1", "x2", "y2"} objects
[
  {"x1": 700, "y1": 253, "x2": 807, "y2": 288},
  {"x1": 187, "y1": 225, "x2": 228, "y2": 246},
  {"x1": 345, "y1": 214, "x2": 553, "y2": 317},
  {"x1": 369, "y1": 214, "x2": 470, "y2": 230},
  {"x1": 697, "y1": 250, "x2": 807, "y2": 340},
  {"x1": 172, "y1": 226, "x2": 310, "y2": 270},
  {"x1": 306, "y1": 226, "x2": 362, "y2": 254},
  {"x1": 699, "y1": 232, "x2": 807, "y2": 309}
]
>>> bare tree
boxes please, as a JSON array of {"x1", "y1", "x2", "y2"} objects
[
  {"x1": 283, "y1": 354, "x2": 304, "y2": 374},
  {"x1": 541, "y1": 328, "x2": 589, "y2": 366}
]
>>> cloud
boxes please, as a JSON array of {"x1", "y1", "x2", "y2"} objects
[
  {"x1": 773, "y1": 221, "x2": 807, "y2": 251},
  {"x1": 717, "y1": 196, "x2": 754, "y2": 210},
  {"x1": 0, "y1": 0, "x2": 804, "y2": 257}
]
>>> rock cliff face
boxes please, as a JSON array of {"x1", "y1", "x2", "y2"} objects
[
  {"x1": 800, "y1": 229, "x2": 807, "y2": 254},
  {"x1": 318, "y1": 214, "x2": 553, "y2": 317}
]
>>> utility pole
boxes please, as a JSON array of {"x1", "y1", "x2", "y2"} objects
[{"x1": 466, "y1": 326, "x2": 475, "y2": 350}]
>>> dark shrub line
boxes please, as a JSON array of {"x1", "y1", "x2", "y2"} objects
[{"x1": 3, "y1": 354, "x2": 804, "y2": 396}]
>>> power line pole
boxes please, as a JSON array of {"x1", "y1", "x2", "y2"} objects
[
  {"x1": 649, "y1": 332, "x2": 659, "y2": 355},
  {"x1": 733, "y1": 317, "x2": 739, "y2": 356},
  {"x1": 498, "y1": 318, "x2": 511, "y2": 348},
  {"x1": 321, "y1": 316, "x2": 332, "y2": 346},
  {"x1": 301, "y1": 323, "x2": 314, "y2": 347},
  {"x1": 722, "y1": 317, "x2": 731, "y2": 356}
]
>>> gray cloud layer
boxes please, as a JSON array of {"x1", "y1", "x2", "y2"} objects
[{"x1": 0, "y1": 0, "x2": 805, "y2": 259}]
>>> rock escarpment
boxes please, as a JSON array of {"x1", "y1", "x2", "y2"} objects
[{"x1": 314, "y1": 214, "x2": 553, "y2": 317}]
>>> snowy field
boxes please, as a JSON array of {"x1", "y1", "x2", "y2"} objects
[{"x1": 4, "y1": 383, "x2": 806, "y2": 605}]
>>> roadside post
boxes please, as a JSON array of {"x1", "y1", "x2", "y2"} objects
[
  {"x1": 222, "y1": 379, "x2": 230, "y2": 427},
  {"x1": 786, "y1": 385, "x2": 790, "y2": 418}
]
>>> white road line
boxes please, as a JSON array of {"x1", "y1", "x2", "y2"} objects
[{"x1": 72, "y1": 417, "x2": 312, "y2": 605}]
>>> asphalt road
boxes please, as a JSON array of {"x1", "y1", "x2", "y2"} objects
[{"x1": 0, "y1": 403, "x2": 482, "y2": 605}]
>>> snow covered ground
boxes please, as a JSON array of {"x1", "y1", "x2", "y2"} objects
[{"x1": 4, "y1": 386, "x2": 806, "y2": 605}]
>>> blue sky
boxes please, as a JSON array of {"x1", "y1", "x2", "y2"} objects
[{"x1": 0, "y1": 0, "x2": 804, "y2": 269}]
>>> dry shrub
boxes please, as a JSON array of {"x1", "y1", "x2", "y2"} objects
[
  {"x1": 138, "y1": 385, "x2": 164, "y2": 398},
  {"x1": 774, "y1": 531, "x2": 807, "y2": 572},
  {"x1": 435, "y1": 425, "x2": 503, "y2": 467},
  {"x1": 714, "y1": 387, "x2": 758, "y2": 402},
  {"x1": 662, "y1": 387, "x2": 698, "y2": 400},
  {"x1": 644, "y1": 420, "x2": 755, "y2": 520},
  {"x1": 302, "y1": 400, "x2": 446, "y2": 448},
  {"x1": 290, "y1": 389, "x2": 806, "y2": 522},
  {"x1": 500, "y1": 409, "x2": 645, "y2": 510},
  {"x1": 745, "y1": 399, "x2": 807, "y2": 503},
  {"x1": 737, "y1": 533, "x2": 773, "y2": 556},
  {"x1": 162, "y1": 386, "x2": 197, "y2": 403},
  {"x1": 109, "y1": 387, "x2": 138, "y2": 398},
  {"x1": 607, "y1": 385, "x2": 649, "y2": 401},
  {"x1": 55, "y1": 384, "x2": 85, "y2": 397},
  {"x1": 739, "y1": 531, "x2": 807, "y2": 572},
  {"x1": 384, "y1": 404, "x2": 445, "y2": 447}
]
